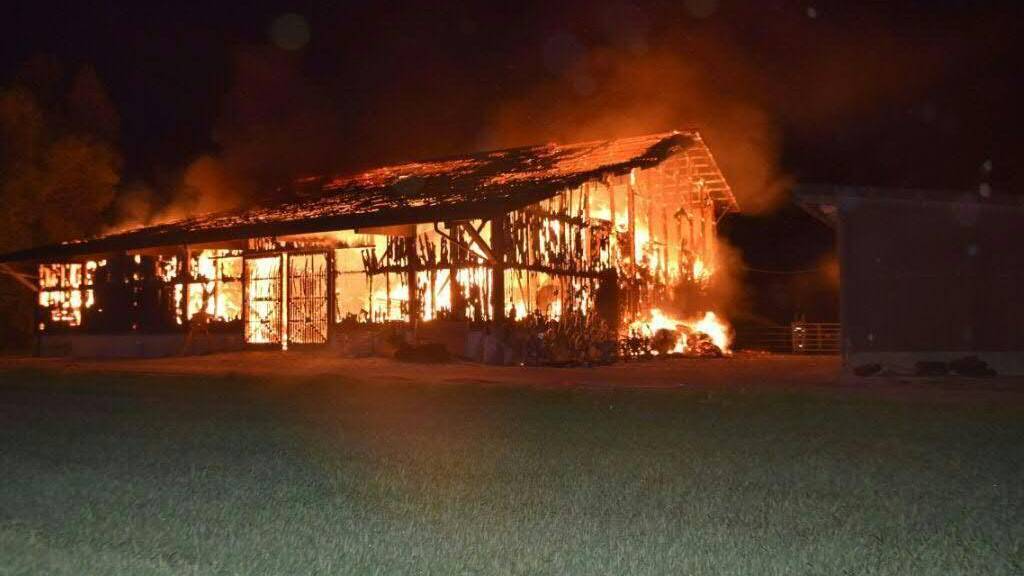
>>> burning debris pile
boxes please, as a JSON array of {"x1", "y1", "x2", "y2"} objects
[
  {"x1": 520, "y1": 310, "x2": 618, "y2": 366},
  {"x1": 514, "y1": 309, "x2": 731, "y2": 365},
  {"x1": 625, "y1": 309, "x2": 731, "y2": 359}
]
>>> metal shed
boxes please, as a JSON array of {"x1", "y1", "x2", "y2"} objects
[{"x1": 797, "y1": 186, "x2": 1024, "y2": 375}]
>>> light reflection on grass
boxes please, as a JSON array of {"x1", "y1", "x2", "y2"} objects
[{"x1": 0, "y1": 369, "x2": 1021, "y2": 575}]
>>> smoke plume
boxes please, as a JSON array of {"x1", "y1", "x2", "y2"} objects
[
  {"x1": 481, "y1": 44, "x2": 789, "y2": 215},
  {"x1": 129, "y1": 2, "x2": 1009, "y2": 226}
]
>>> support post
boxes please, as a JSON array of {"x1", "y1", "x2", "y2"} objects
[
  {"x1": 607, "y1": 179, "x2": 617, "y2": 270},
  {"x1": 490, "y1": 214, "x2": 506, "y2": 323},
  {"x1": 627, "y1": 173, "x2": 636, "y2": 268},
  {"x1": 662, "y1": 207, "x2": 670, "y2": 284},
  {"x1": 407, "y1": 234, "x2": 420, "y2": 330},
  {"x1": 627, "y1": 173, "x2": 637, "y2": 320},
  {"x1": 33, "y1": 274, "x2": 41, "y2": 356},
  {"x1": 583, "y1": 183, "x2": 591, "y2": 260},
  {"x1": 448, "y1": 222, "x2": 464, "y2": 320},
  {"x1": 837, "y1": 201, "x2": 850, "y2": 369},
  {"x1": 242, "y1": 257, "x2": 249, "y2": 343},
  {"x1": 326, "y1": 249, "x2": 335, "y2": 342},
  {"x1": 281, "y1": 252, "x2": 289, "y2": 350},
  {"x1": 182, "y1": 245, "x2": 191, "y2": 326},
  {"x1": 609, "y1": 180, "x2": 616, "y2": 229}
]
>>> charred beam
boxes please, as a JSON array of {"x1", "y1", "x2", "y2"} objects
[
  {"x1": 0, "y1": 263, "x2": 38, "y2": 293},
  {"x1": 520, "y1": 207, "x2": 588, "y2": 227},
  {"x1": 362, "y1": 261, "x2": 608, "y2": 280},
  {"x1": 462, "y1": 222, "x2": 496, "y2": 264},
  {"x1": 431, "y1": 222, "x2": 487, "y2": 266},
  {"x1": 406, "y1": 234, "x2": 420, "y2": 323},
  {"x1": 447, "y1": 222, "x2": 464, "y2": 320}
]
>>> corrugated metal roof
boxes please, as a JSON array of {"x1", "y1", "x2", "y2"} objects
[{"x1": 0, "y1": 130, "x2": 736, "y2": 262}]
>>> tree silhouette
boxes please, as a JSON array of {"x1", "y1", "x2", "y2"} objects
[{"x1": 0, "y1": 59, "x2": 122, "y2": 350}]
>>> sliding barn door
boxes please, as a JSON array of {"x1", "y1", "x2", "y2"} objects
[
  {"x1": 287, "y1": 253, "x2": 329, "y2": 345},
  {"x1": 244, "y1": 256, "x2": 282, "y2": 344}
]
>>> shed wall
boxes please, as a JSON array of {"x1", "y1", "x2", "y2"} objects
[{"x1": 839, "y1": 197, "x2": 1024, "y2": 372}]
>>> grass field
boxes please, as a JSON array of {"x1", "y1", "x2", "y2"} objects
[{"x1": 1, "y1": 358, "x2": 1022, "y2": 575}]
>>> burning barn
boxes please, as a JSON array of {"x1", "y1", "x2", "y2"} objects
[{"x1": 0, "y1": 131, "x2": 738, "y2": 363}]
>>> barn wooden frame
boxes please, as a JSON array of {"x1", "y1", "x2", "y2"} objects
[{"x1": 1, "y1": 131, "x2": 737, "y2": 352}]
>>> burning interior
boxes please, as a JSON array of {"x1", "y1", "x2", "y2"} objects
[{"x1": 10, "y1": 131, "x2": 738, "y2": 363}]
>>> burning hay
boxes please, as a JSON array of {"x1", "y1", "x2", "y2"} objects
[{"x1": 625, "y1": 309, "x2": 732, "y2": 359}]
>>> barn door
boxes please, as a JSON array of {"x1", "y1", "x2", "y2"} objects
[
  {"x1": 244, "y1": 256, "x2": 282, "y2": 344},
  {"x1": 287, "y1": 253, "x2": 329, "y2": 344}
]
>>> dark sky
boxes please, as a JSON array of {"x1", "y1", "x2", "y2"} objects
[
  {"x1": 4, "y1": 1, "x2": 1021, "y2": 321},
  {"x1": 5, "y1": 1, "x2": 1020, "y2": 191}
]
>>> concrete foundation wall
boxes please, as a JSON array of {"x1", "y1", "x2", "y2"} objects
[
  {"x1": 849, "y1": 351, "x2": 1024, "y2": 376},
  {"x1": 325, "y1": 320, "x2": 474, "y2": 359},
  {"x1": 37, "y1": 321, "x2": 474, "y2": 361},
  {"x1": 38, "y1": 333, "x2": 245, "y2": 358}
]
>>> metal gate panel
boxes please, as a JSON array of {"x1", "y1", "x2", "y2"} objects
[
  {"x1": 245, "y1": 256, "x2": 282, "y2": 344},
  {"x1": 287, "y1": 253, "x2": 329, "y2": 344}
]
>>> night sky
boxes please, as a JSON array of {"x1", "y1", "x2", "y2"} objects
[{"x1": 4, "y1": 0, "x2": 1020, "y2": 321}]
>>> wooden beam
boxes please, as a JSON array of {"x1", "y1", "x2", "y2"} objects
[
  {"x1": 462, "y1": 222, "x2": 496, "y2": 264},
  {"x1": 361, "y1": 261, "x2": 608, "y2": 280},
  {"x1": 0, "y1": 263, "x2": 37, "y2": 293},
  {"x1": 0, "y1": 199, "x2": 544, "y2": 264},
  {"x1": 431, "y1": 222, "x2": 488, "y2": 266},
  {"x1": 521, "y1": 206, "x2": 588, "y2": 226},
  {"x1": 356, "y1": 224, "x2": 416, "y2": 237}
]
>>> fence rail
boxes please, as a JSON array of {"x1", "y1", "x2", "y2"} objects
[
  {"x1": 734, "y1": 322, "x2": 840, "y2": 354},
  {"x1": 790, "y1": 322, "x2": 841, "y2": 354}
]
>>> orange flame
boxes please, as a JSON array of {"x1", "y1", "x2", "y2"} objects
[{"x1": 629, "y1": 308, "x2": 732, "y2": 355}]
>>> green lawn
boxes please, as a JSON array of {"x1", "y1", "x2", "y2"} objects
[{"x1": 0, "y1": 367, "x2": 1022, "y2": 575}]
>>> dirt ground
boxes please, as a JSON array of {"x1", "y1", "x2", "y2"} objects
[{"x1": 2, "y1": 351, "x2": 1021, "y2": 404}]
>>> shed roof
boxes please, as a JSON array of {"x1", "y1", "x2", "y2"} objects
[
  {"x1": 0, "y1": 130, "x2": 736, "y2": 262},
  {"x1": 794, "y1": 184, "x2": 1024, "y2": 228}
]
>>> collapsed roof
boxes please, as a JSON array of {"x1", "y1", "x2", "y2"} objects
[{"x1": 0, "y1": 130, "x2": 736, "y2": 262}]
